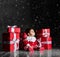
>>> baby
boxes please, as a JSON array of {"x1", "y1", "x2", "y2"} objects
[{"x1": 23, "y1": 28, "x2": 37, "y2": 52}]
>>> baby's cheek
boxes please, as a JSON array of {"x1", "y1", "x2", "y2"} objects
[
  {"x1": 31, "y1": 33, "x2": 34, "y2": 36},
  {"x1": 33, "y1": 32, "x2": 35, "y2": 35}
]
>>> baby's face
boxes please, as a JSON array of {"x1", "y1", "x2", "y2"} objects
[{"x1": 28, "y1": 29, "x2": 35, "y2": 36}]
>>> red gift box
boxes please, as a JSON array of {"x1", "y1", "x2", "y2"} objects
[
  {"x1": 7, "y1": 26, "x2": 20, "y2": 33},
  {"x1": 2, "y1": 33, "x2": 20, "y2": 41},
  {"x1": 3, "y1": 36, "x2": 20, "y2": 52},
  {"x1": 41, "y1": 37, "x2": 52, "y2": 50}
]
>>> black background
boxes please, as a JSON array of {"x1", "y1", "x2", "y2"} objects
[{"x1": 0, "y1": 0, "x2": 60, "y2": 48}]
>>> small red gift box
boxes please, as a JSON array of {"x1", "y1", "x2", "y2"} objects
[
  {"x1": 7, "y1": 25, "x2": 21, "y2": 33},
  {"x1": 41, "y1": 37, "x2": 52, "y2": 50},
  {"x1": 2, "y1": 33, "x2": 20, "y2": 41}
]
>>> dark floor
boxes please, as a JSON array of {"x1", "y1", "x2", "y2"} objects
[{"x1": 0, "y1": 49, "x2": 60, "y2": 57}]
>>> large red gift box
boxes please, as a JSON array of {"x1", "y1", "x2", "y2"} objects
[
  {"x1": 2, "y1": 25, "x2": 20, "y2": 52},
  {"x1": 7, "y1": 26, "x2": 21, "y2": 33},
  {"x1": 41, "y1": 37, "x2": 52, "y2": 50}
]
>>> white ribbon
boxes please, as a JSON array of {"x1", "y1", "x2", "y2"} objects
[
  {"x1": 10, "y1": 33, "x2": 19, "y2": 52},
  {"x1": 11, "y1": 26, "x2": 17, "y2": 32},
  {"x1": 7, "y1": 25, "x2": 11, "y2": 28},
  {"x1": 42, "y1": 41, "x2": 52, "y2": 44},
  {"x1": 10, "y1": 39, "x2": 19, "y2": 52},
  {"x1": 37, "y1": 38, "x2": 42, "y2": 47},
  {"x1": 7, "y1": 25, "x2": 17, "y2": 32}
]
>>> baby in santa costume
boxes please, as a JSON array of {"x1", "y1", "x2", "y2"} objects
[{"x1": 23, "y1": 28, "x2": 38, "y2": 53}]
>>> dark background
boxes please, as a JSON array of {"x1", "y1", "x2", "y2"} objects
[{"x1": 0, "y1": 0, "x2": 60, "y2": 48}]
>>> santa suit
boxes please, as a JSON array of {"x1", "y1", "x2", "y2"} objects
[{"x1": 23, "y1": 36, "x2": 37, "y2": 50}]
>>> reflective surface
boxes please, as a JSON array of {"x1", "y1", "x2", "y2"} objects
[{"x1": 0, "y1": 49, "x2": 60, "y2": 57}]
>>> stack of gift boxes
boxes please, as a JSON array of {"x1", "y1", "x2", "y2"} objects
[
  {"x1": 36, "y1": 28, "x2": 52, "y2": 50},
  {"x1": 2, "y1": 25, "x2": 20, "y2": 52}
]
